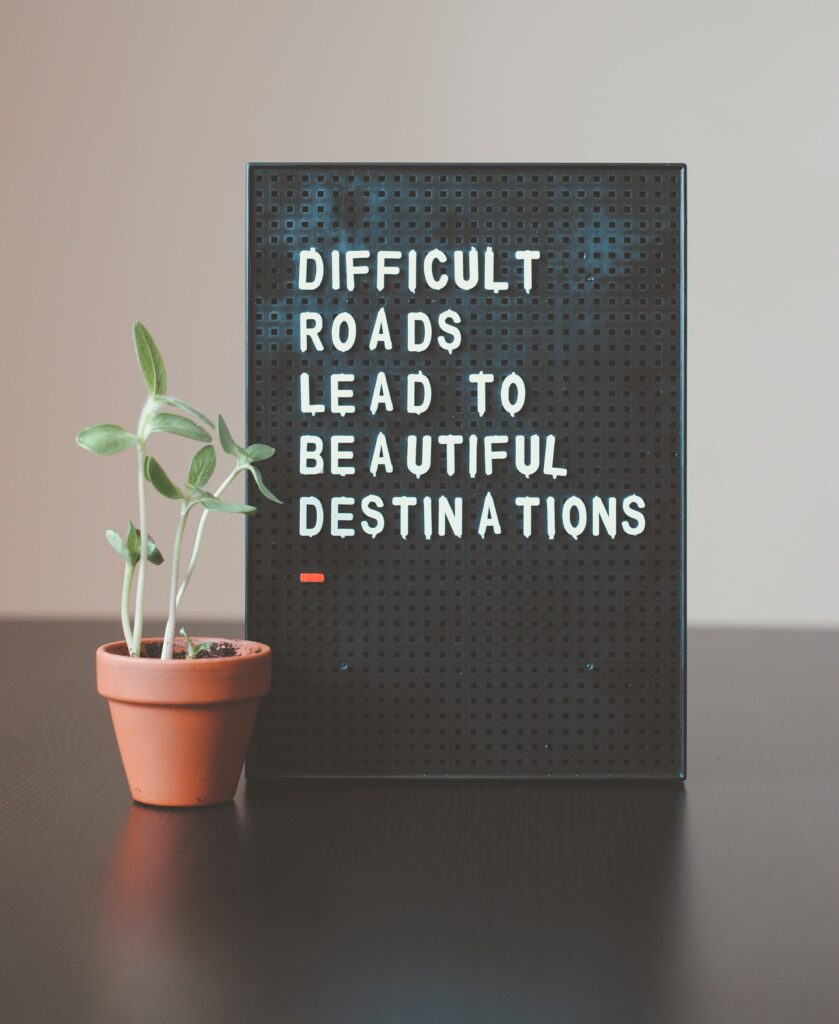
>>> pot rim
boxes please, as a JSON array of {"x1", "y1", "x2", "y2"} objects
[
  {"x1": 96, "y1": 637, "x2": 272, "y2": 705},
  {"x1": 98, "y1": 636, "x2": 270, "y2": 661}
]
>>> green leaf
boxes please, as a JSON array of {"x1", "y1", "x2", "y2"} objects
[
  {"x1": 184, "y1": 485, "x2": 210, "y2": 505},
  {"x1": 146, "y1": 412, "x2": 212, "y2": 443},
  {"x1": 188, "y1": 444, "x2": 216, "y2": 488},
  {"x1": 133, "y1": 322, "x2": 167, "y2": 396},
  {"x1": 200, "y1": 496, "x2": 256, "y2": 515},
  {"x1": 217, "y1": 414, "x2": 242, "y2": 457},
  {"x1": 163, "y1": 396, "x2": 214, "y2": 428},
  {"x1": 76, "y1": 424, "x2": 137, "y2": 455},
  {"x1": 146, "y1": 536, "x2": 165, "y2": 565},
  {"x1": 244, "y1": 443, "x2": 275, "y2": 462},
  {"x1": 117, "y1": 522, "x2": 164, "y2": 565},
  {"x1": 105, "y1": 529, "x2": 130, "y2": 561},
  {"x1": 144, "y1": 456, "x2": 183, "y2": 500},
  {"x1": 248, "y1": 464, "x2": 283, "y2": 504}
]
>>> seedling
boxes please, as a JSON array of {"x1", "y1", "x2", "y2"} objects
[
  {"x1": 77, "y1": 322, "x2": 281, "y2": 659},
  {"x1": 179, "y1": 627, "x2": 213, "y2": 659}
]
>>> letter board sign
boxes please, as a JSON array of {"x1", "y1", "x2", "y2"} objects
[{"x1": 246, "y1": 163, "x2": 686, "y2": 780}]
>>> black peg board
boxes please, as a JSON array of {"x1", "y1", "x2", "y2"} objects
[{"x1": 246, "y1": 163, "x2": 686, "y2": 780}]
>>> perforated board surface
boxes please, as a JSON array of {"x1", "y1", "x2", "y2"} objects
[{"x1": 246, "y1": 163, "x2": 686, "y2": 780}]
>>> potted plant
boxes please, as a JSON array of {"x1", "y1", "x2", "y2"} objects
[{"x1": 77, "y1": 322, "x2": 281, "y2": 807}]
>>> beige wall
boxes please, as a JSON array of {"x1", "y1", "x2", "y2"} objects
[{"x1": 1, "y1": 0, "x2": 836, "y2": 626}]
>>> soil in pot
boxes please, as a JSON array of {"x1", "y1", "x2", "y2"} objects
[{"x1": 131, "y1": 640, "x2": 239, "y2": 659}]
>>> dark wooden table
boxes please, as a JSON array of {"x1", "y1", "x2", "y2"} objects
[{"x1": 2, "y1": 622, "x2": 838, "y2": 1022}]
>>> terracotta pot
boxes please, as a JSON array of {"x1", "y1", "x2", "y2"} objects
[{"x1": 97, "y1": 638, "x2": 271, "y2": 807}]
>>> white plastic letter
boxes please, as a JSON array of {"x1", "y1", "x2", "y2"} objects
[
  {"x1": 424, "y1": 249, "x2": 448, "y2": 290},
  {"x1": 299, "y1": 312, "x2": 324, "y2": 352},
  {"x1": 438, "y1": 434, "x2": 463, "y2": 476},
  {"x1": 361, "y1": 495, "x2": 385, "y2": 537},
  {"x1": 500, "y1": 373, "x2": 526, "y2": 416},
  {"x1": 562, "y1": 497, "x2": 587, "y2": 540},
  {"x1": 407, "y1": 249, "x2": 418, "y2": 293},
  {"x1": 437, "y1": 310, "x2": 462, "y2": 353},
  {"x1": 483, "y1": 435, "x2": 509, "y2": 475},
  {"x1": 592, "y1": 496, "x2": 618, "y2": 539},
  {"x1": 477, "y1": 491, "x2": 502, "y2": 538},
  {"x1": 438, "y1": 496, "x2": 463, "y2": 537},
  {"x1": 299, "y1": 497, "x2": 323, "y2": 536},
  {"x1": 469, "y1": 372, "x2": 494, "y2": 417},
  {"x1": 406, "y1": 435, "x2": 432, "y2": 478},
  {"x1": 330, "y1": 374, "x2": 356, "y2": 416},
  {"x1": 514, "y1": 250, "x2": 541, "y2": 294},
  {"x1": 546, "y1": 496, "x2": 556, "y2": 540},
  {"x1": 422, "y1": 496, "x2": 434, "y2": 540},
  {"x1": 299, "y1": 373, "x2": 325, "y2": 415},
  {"x1": 514, "y1": 435, "x2": 540, "y2": 478},
  {"x1": 369, "y1": 307, "x2": 393, "y2": 351},
  {"x1": 330, "y1": 435, "x2": 355, "y2": 476},
  {"x1": 299, "y1": 435, "x2": 324, "y2": 475},
  {"x1": 452, "y1": 247, "x2": 479, "y2": 290},
  {"x1": 407, "y1": 372, "x2": 432, "y2": 415},
  {"x1": 542, "y1": 435, "x2": 568, "y2": 478},
  {"x1": 376, "y1": 251, "x2": 401, "y2": 291},
  {"x1": 298, "y1": 249, "x2": 324, "y2": 290},
  {"x1": 621, "y1": 494, "x2": 646, "y2": 536},
  {"x1": 345, "y1": 250, "x2": 370, "y2": 292},
  {"x1": 392, "y1": 496, "x2": 417, "y2": 539},
  {"x1": 369, "y1": 371, "x2": 394, "y2": 414},
  {"x1": 468, "y1": 435, "x2": 479, "y2": 478},
  {"x1": 515, "y1": 496, "x2": 539, "y2": 538},
  {"x1": 369, "y1": 432, "x2": 394, "y2": 475},
  {"x1": 331, "y1": 497, "x2": 355, "y2": 538},
  {"x1": 483, "y1": 246, "x2": 508, "y2": 293},
  {"x1": 331, "y1": 312, "x2": 357, "y2": 352},
  {"x1": 407, "y1": 312, "x2": 432, "y2": 352}
]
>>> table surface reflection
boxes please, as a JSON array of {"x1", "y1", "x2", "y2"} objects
[{"x1": 1, "y1": 622, "x2": 838, "y2": 1023}]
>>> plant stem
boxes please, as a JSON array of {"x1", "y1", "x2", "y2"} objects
[
  {"x1": 130, "y1": 440, "x2": 148, "y2": 657},
  {"x1": 175, "y1": 466, "x2": 240, "y2": 609},
  {"x1": 130, "y1": 397, "x2": 156, "y2": 657},
  {"x1": 120, "y1": 561, "x2": 135, "y2": 649},
  {"x1": 161, "y1": 502, "x2": 189, "y2": 660}
]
